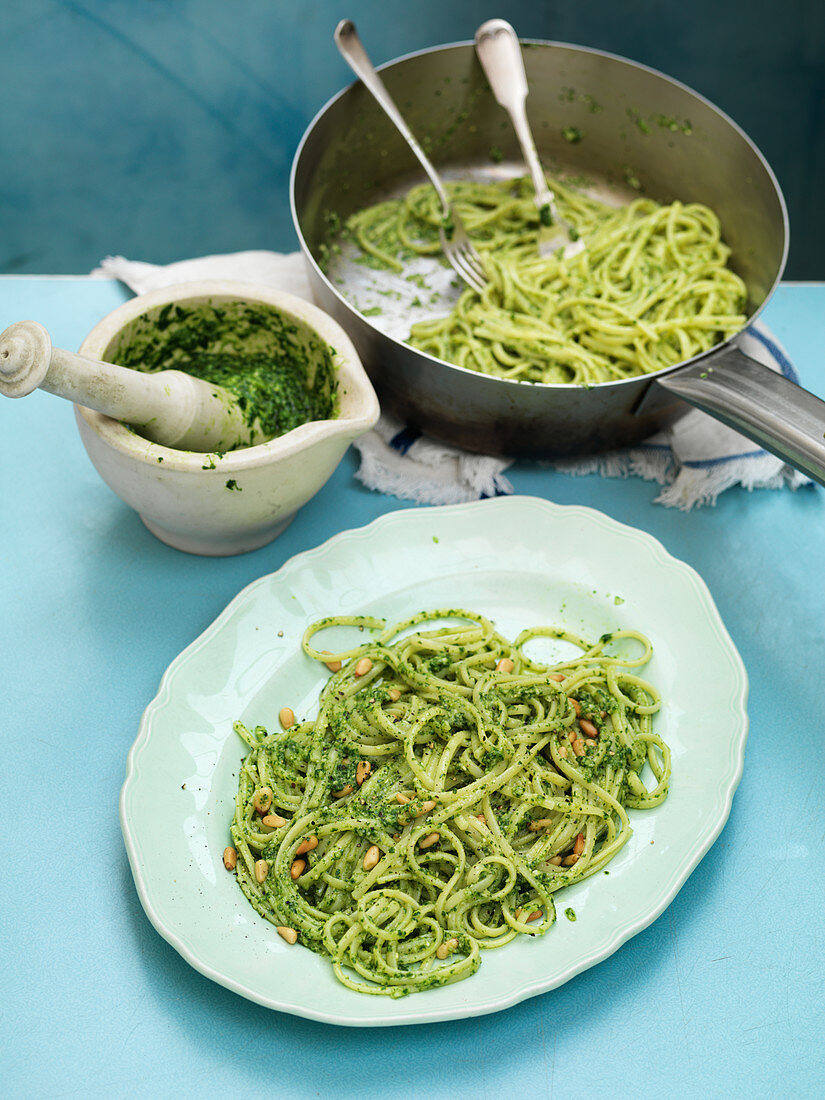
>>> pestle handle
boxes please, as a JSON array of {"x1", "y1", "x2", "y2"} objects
[{"x1": 0, "y1": 320, "x2": 266, "y2": 452}]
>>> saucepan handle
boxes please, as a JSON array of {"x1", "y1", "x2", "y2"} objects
[{"x1": 656, "y1": 343, "x2": 825, "y2": 486}]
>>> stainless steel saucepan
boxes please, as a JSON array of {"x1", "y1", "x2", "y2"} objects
[{"x1": 291, "y1": 37, "x2": 825, "y2": 483}]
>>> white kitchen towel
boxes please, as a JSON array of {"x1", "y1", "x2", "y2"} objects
[{"x1": 93, "y1": 251, "x2": 812, "y2": 509}]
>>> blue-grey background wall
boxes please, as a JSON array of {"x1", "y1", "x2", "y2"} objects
[{"x1": 2, "y1": 0, "x2": 823, "y2": 277}]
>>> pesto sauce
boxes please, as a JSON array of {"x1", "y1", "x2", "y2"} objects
[{"x1": 111, "y1": 300, "x2": 338, "y2": 445}]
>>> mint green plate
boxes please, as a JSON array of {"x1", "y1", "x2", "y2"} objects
[{"x1": 120, "y1": 497, "x2": 748, "y2": 1026}]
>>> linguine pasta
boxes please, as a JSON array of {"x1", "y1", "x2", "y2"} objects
[
  {"x1": 228, "y1": 609, "x2": 669, "y2": 996},
  {"x1": 344, "y1": 177, "x2": 747, "y2": 384}
]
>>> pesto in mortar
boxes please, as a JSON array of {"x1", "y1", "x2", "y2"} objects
[{"x1": 111, "y1": 300, "x2": 338, "y2": 445}]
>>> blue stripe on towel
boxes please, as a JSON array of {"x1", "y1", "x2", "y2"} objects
[
  {"x1": 682, "y1": 450, "x2": 765, "y2": 468},
  {"x1": 389, "y1": 426, "x2": 422, "y2": 454},
  {"x1": 749, "y1": 326, "x2": 799, "y2": 383}
]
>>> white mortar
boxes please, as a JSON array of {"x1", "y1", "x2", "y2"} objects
[{"x1": 75, "y1": 280, "x2": 380, "y2": 555}]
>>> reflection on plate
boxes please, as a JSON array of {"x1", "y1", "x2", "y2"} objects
[{"x1": 120, "y1": 497, "x2": 748, "y2": 1026}]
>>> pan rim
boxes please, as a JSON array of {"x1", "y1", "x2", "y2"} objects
[{"x1": 290, "y1": 36, "x2": 789, "y2": 393}]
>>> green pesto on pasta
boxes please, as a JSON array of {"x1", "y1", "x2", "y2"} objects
[
  {"x1": 228, "y1": 609, "x2": 670, "y2": 997},
  {"x1": 344, "y1": 177, "x2": 747, "y2": 384}
]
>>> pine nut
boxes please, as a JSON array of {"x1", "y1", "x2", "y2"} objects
[
  {"x1": 279, "y1": 707, "x2": 295, "y2": 729},
  {"x1": 252, "y1": 787, "x2": 273, "y2": 813},
  {"x1": 558, "y1": 746, "x2": 568, "y2": 758},
  {"x1": 568, "y1": 730, "x2": 578, "y2": 743},
  {"x1": 574, "y1": 832, "x2": 585, "y2": 856},
  {"x1": 476, "y1": 813, "x2": 486, "y2": 821},
  {"x1": 496, "y1": 657, "x2": 514, "y2": 673},
  {"x1": 322, "y1": 651, "x2": 342, "y2": 672},
  {"x1": 572, "y1": 739, "x2": 586, "y2": 756},
  {"x1": 563, "y1": 853, "x2": 579, "y2": 866},
  {"x1": 549, "y1": 672, "x2": 565, "y2": 682},
  {"x1": 356, "y1": 760, "x2": 371, "y2": 786},
  {"x1": 290, "y1": 858, "x2": 307, "y2": 879},
  {"x1": 527, "y1": 910, "x2": 542, "y2": 922},
  {"x1": 571, "y1": 698, "x2": 582, "y2": 717},
  {"x1": 529, "y1": 818, "x2": 554, "y2": 831},
  {"x1": 295, "y1": 835, "x2": 318, "y2": 856},
  {"x1": 262, "y1": 813, "x2": 287, "y2": 828},
  {"x1": 363, "y1": 844, "x2": 380, "y2": 871},
  {"x1": 419, "y1": 832, "x2": 440, "y2": 850},
  {"x1": 417, "y1": 799, "x2": 437, "y2": 815},
  {"x1": 549, "y1": 855, "x2": 562, "y2": 866},
  {"x1": 395, "y1": 793, "x2": 411, "y2": 805},
  {"x1": 223, "y1": 846, "x2": 237, "y2": 871},
  {"x1": 354, "y1": 657, "x2": 373, "y2": 677},
  {"x1": 277, "y1": 926, "x2": 298, "y2": 945},
  {"x1": 254, "y1": 859, "x2": 269, "y2": 883},
  {"x1": 580, "y1": 719, "x2": 598, "y2": 738},
  {"x1": 388, "y1": 687, "x2": 401, "y2": 702},
  {"x1": 333, "y1": 784, "x2": 353, "y2": 799},
  {"x1": 436, "y1": 937, "x2": 458, "y2": 960}
]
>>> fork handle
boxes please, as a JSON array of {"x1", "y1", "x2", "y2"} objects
[
  {"x1": 474, "y1": 19, "x2": 556, "y2": 214},
  {"x1": 334, "y1": 20, "x2": 451, "y2": 217}
]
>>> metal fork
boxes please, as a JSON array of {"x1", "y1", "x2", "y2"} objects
[{"x1": 334, "y1": 19, "x2": 488, "y2": 294}]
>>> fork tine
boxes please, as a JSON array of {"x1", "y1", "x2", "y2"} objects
[
  {"x1": 459, "y1": 241, "x2": 488, "y2": 282},
  {"x1": 440, "y1": 234, "x2": 483, "y2": 293},
  {"x1": 458, "y1": 255, "x2": 488, "y2": 294},
  {"x1": 451, "y1": 242, "x2": 485, "y2": 280},
  {"x1": 456, "y1": 264, "x2": 487, "y2": 295},
  {"x1": 446, "y1": 245, "x2": 487, "y2": 294},
  {"x1": 454, "y1": 218, "x2": 486, "y2": 269},
  {"x1": 440, "y1": 212, "x2": 488, "y2": 293}
]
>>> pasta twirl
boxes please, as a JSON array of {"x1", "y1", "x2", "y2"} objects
[{"x1": 228, "y1": 609, "x2": 670, "y2": 996}]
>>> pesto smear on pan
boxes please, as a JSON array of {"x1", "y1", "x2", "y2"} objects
[{"x1": 111, "y1": 300, "x2": 339, "y2": 445}]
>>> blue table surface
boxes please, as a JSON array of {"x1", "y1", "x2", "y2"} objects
[{"x1": 2, "y1": 278, "x2": 824, "y2": 1099}]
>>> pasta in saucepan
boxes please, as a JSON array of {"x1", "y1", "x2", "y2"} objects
[{"x1": 344, "y1": 177, "x2": 747, "y2": 384}]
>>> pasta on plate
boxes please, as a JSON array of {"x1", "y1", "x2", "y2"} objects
[{"x1": 227, "y1": 609, "x2": 670, "y2": 997}]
